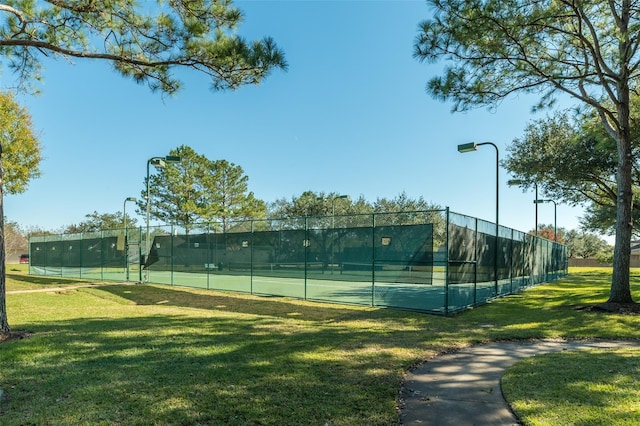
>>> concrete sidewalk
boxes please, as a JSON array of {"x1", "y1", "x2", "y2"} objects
[{"x1": 399, "y1": 339, "x2": 640, "y2": 425}]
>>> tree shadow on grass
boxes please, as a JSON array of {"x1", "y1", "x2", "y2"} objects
[
  {"x1": 504, "y1": 349, "x2": 640, "y2": 424},
  {"x1": 0, "y1": 311, "x2": 414, "y2": 425},
  {"x1": 6, "y1": 272, "x2": 90, "y2": 286},
  {"x1": 97, "y1": 283, "x2": 407, "y2": 324}
]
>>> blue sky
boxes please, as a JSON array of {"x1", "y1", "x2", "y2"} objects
[{"x1": 5, "y1": 0, "x2": 590, "y2": 239}]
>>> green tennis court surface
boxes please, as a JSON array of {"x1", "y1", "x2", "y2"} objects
[{"x1": 28, "y1": 210, "x2": 567, "y2": 314}]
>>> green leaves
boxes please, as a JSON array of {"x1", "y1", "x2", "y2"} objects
[
  {"x1": 414, "y1": 0, "x2": 636, "y2": 113},
  {"x1": 501, "y1": 100, "x2": 640, "y2": 237},
  {"x1": 0, "y1": 0, "x2": 287, "y2": 94},
  {"x1": 143, "y1": 145, "x2": 267, "y2": 232},
  {"x1": 0, "y1": 91, "x2": 41, "y2": 194}
]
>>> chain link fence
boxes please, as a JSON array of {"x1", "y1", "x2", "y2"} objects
[{"x1": 28, "y1": 209, "x2": 567, "y2": 315}]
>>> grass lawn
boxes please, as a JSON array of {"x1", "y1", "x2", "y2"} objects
[
  {"x1": 502, "y1": 347, "x2": 640, "y2": 425},
  {"x1": 5, "y1": 264, "x2": 96, "y2": 291},
  {"x1": 1, "y1": 266, "x2": 639, "y2": 425}
]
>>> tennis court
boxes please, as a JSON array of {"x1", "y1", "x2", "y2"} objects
[{"x1": 28, "y1": 209, "x2": 567, "y2": 315}]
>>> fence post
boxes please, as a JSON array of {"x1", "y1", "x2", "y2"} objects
[
  {"x1": 473, "y1": 218, "x2": 478, "y2": 306},
  {"x1": 371, "y1": 212, "x2": 376, "y2": 307},
  {"x1": 138, "y1": 226, "x2": 143, "y2": 283},
  {"x1": 101, "y1": 231, "x2": 105, "y2": 281},
  {"x1": 509, "y1": 228, "x2": 514, "y2": 294},
  {"x1": 170, "y1": 225, "x2": 174, "y2": 286},
  {"x1": 250, "y1": 220, "x2": 254, "y2": 294},
  {"x1": 304, "y1": 216, "x2": 308, "y2": 301},
  {"x1": 444, "y1": 208, "x2": 450, "y2": 316}
]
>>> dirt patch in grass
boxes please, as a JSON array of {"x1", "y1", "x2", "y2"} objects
[
  {"x1": 577, "y1": 302, "x2": 640, "y2": 315},
  {"x1": 0, "y1": 330, "x2": 33, "y2": 344}
]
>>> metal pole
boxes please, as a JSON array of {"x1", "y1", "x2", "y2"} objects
[
  {"x1": 552, "y1": 200, "x2": 557, "y2": 242},
  {"x1": 124, "y1": 199, "x2": 128, "y2": 281},
  {"x1": 444, "y1": 207, "x2": 450, "y2": 315},
  {"x1": 534, "y1": 199, "x2": 557, "y2": 241},
  {"x1": 145, "y1": 158, "x2": 152, "y2": 283},
  {"x1": 459, "y1": 142, "x2": 499, "y2": 295},
  {"x1": 478, "y1": 142, "x2": 499, "y2": 294},
  {"x1": 123, "y1": 196, "x2": 136, "y2": 282},
  {"x1": 144, "y1": 155, "x2": 181, "y2": 283},
  {"x1": 331, "y1": 197, "x2": 335, "y2": 274},
  {"x1": 473, "y1": 142, "x2": 499, "y2": 227},
  {"x1": 492, "y1": 144, "x2": 499, "y2": 295},
  {"x1": 124, "y1": 199, "x2": 127, "y2": 280},
  {"x1": 507, "y1": 179, "x2": 538, "y2": 236},
  {"x1": 534, "y1": 184, "x2": 538, "y2": 236}
]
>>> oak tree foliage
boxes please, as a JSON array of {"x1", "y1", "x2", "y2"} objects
[
  {"x1": 64, "y1": 211, "x2": 139, "y2": 234},
  {"x1": 0, "y1": 0, "x2": 286, "y2": 335},
  {"x1": 0, "y1": 91, "x2": 40, "y2": 193},
  {"x1": 0, "y1": 90, "x2": 40, "y2": 336},
  {"x1": 415, "y1": 0, "x2": 640, "y2": 303}
]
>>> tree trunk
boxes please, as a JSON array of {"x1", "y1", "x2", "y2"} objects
[
  {"x1": 611, "y1": 157, "x2": 634, "y2": 303},
  {"x1": 0, "y1": 152, "x2": 9, "y2": 336},
  {"x1": 610, "y1": 78, "x2": 634, "y2": 303}
]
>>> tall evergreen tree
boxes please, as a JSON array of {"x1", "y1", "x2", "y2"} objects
[
  {"x1": 198, "y1": 159, "x2": 267, "y2": 231},
  {"x1": 142, "y1": 146, "x2": 266, "y2": 233},
  {"x1": 0, "y1": 1, "x2": 286, "y2": 337},
  {"x1": 415, "y1": 0, "x2": 640, "y2": 304}
]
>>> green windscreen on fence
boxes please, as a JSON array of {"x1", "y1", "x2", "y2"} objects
[
  {"x1": 28, "y1": 209, "x2": 567, "y2": 315},
  {"x1": 30, "y1": 233, "x2": 125, "y2": 280},
  {"x1": 445, "y1": 212, "x2": 567, "y2": 312}
]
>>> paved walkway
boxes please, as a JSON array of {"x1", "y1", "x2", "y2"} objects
[{"x1": 399, "y1": 339, "x2": 640, "y2": 425}]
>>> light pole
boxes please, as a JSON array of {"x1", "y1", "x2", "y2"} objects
[
  {"x1": 145, "y1": 155, "x2": 181, "y2": 282},
  {"x1": 458, "y1": 142, "x2": 499, "y2": 293},
  {"x1": 123, "y1": 196, "x2": 136, "y2": 281},
  {"x1": 458, "y1": 142, "x2": 499, "y2": 226},
  {"x1": 534, "y1": 199, "x2": 557, "y2": 241},
  {"x1": 507, "y1": 179, "x2": 539, "y2": 236},
  {"x1": 317, "y1": 194, "x2": 348, "y2": 273}
]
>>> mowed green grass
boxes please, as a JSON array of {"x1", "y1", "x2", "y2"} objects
[
  {"x1": 500, "y1": 267, "x2": 640, "y2": 426},
  {"x1": 502, "y1": 347, "x2": 640, "y2": 426},
  {"x1": 0, "y1": 266, "x2": 639, "y2": 425},
  {"x1": 5, "y1": 264, "x2": 96, "y2": 291}
]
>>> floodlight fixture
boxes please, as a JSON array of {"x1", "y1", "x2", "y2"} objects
[
  {"x1": 145, "y1": 154, "x2": 182, "y2": 282},
  {"x1": 317, "y1": 194, "x2": 349, "y2": 274},
  {"x1": 457, "y1": 141, "x2": 500, "y2": 294},
  {"x1": 533, "y1": 199, "x2": 557, "y2": 241},
  {"x1": 456, "y1": 142, "x2": 499, "y2": 226},
  {"x1": 123, "y1": 196, "x2": 137, "y2": 282},
  {"x1": 508, "y1": 179, "x2": 539, "y2": 236},
  {"x1": 457, "y1": 142, "x2": 477, "y2": 153}
]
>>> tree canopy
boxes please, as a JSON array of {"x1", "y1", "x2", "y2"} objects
[
  {"x1": 0, "y1": 1, "x2": 286, "y2": 336},
  {"x1": 4, "y1": 220, "x2": 27, "y2": 256},
  {"x1": 0, "y1": 90, "x2": 41, "y2": 336},
  {"x1": 0, "y1": 91, "x2": 40, "y2": 193},
  {"x1": 198, "y1": 158, "x2": 267, "y2": 231},
  {"x1": 141, "y1": 145, "x2": 266, "y2": 232},
  {"x1": 502, "y1": 109, "x2": 632, "y2": 236},
  {"x1": 415, "y1": 0, "x2": 640, "y2": 304},
  {"x1": 0, "y1": 0, "x2": 287, "y2": 94},
  {"x1": 564, "y1": 229, "x2": 611, "y2": 259},
  {"x1": 269, "y1": 191, "x2": 371, "y2": 219},
  {"x1": 535, "y1": 224, "x2": 565, "y2": 244},
  {"x1": 64, "y1": 211, "x2": 138, "y2": 234}
]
